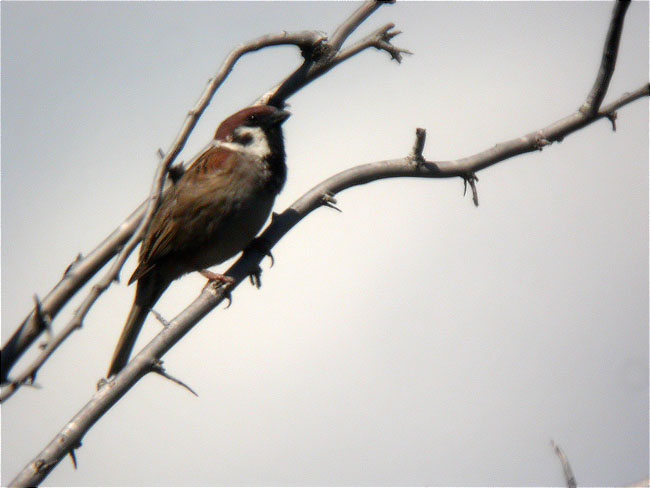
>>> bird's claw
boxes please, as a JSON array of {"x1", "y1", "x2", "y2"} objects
[
  {"x1": 199, "y1": 270, "x2": 235, "y2": 285},
  {"x1": 200, "y1": 270, "x2": 235, "y2": 307},
  {"x1": 247, "y1": 237, "x2": 275, "y2": 267},
  {"x1": 249, "y1": 265, "x2": 263, "y2": 289}
]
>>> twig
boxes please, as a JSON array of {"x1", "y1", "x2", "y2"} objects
[
  {"x1": 581, "y1": 0, "x2": 631, "y2": 115},
  {"x1": 551, "y1": 440, "x2": 577, "y2": 488},
  {"x1": 9, "y1": 81, "x2": 647, "y2": 487},
  {"x1": 151, "y1": 361, "x2": 198, "y2": 397},
  {"x1": 410, "y1": 128, "x2": 427, "y2": 165},
  {"x1": 262, "y1": 10, "x2": 404, "y2": 106},
  {"x1": 336, "y1": 23, "x2": 412, "y2": 64},
  {"x1": 328, "y1": 0, "x2": 392, "y2": 52}
]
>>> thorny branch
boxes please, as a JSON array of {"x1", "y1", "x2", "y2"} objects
[{"x1": 0, "y1": 0, "x2": 405, "y2": 398}]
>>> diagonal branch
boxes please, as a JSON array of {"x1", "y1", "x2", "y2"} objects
[
  {"x1": 9, "y1": 80, "x2": 647, "y2": 487},
  {"x1": 262, "y1": 6, "x2": 404, "y2": 106},
  {"x1": 581, "y1": 0, "x2": 631, "y2": 115},
  {"x1": 328, "y1": 0, "x2": 393, "y2": 52},
  {"x1": 335, "y1": 23, "x2": 412, "y2": 64}
]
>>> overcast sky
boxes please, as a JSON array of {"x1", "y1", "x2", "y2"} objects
[{"x1": 2, "y1": 1, "x2": 648, "y2": 486}]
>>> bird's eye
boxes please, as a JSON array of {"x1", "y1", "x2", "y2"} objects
[
  {"x1": 233, "y1": 132, "x2": 254, "y2": 145},
  {"x1": 247, "y1": 114, "x2": 257, "y2": 124}
]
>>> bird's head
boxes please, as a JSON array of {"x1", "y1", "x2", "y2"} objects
[{"x1": 214, "y1": 105, "x2": 291, "y2": 191}]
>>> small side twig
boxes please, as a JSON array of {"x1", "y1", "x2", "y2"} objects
[
  {"x1": 329, "y1": 0, "x2": 392, "y2": 52},
  {"x1": 334, "y1": 23, "x2": 411, "y2": 65},
  {"x1": 151, "y1": 361, "x2": 198, "y2": 397},
  {"x1": 150, "y1": 309, "x2": 171, "y2": 328},
  {"x1": 551, "y1": 440, "x2": 577, "y2": 488},
  {"x1": 410, "y1": 128, "x2": 427, "y2": 167},
  {"x1": 580, "y1": 0, "x2": 631, "y2": 115},
  {"x1": 321, "y1": 192, "x2": 342, "y2": 212}
]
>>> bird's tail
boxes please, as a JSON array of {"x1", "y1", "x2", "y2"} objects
[{"x1": 107, "y1": 277, "x2": 167, "y2": 377}]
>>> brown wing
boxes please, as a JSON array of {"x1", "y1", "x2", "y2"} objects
[{"x1": 128, "y1": 145, "x2": 239, "y2": 285}]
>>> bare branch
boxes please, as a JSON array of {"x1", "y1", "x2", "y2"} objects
[
  {"x1": 1, "y1": 203, "x2": 145, "y2": 385},
  {"x1": 581, "y1": 0, "x2": 631, "y2": 115},
  {"x1": 336, "y1": 24, "x2": 412, "y2": 64},
  {"x1": 551, "y1": 440, "x2": 577, "y2": 488},
  {"x1": 264, "y1": 18, "x2": 407, "y2": 107},
  {"x1": 329, "y1": 0, "x2": 393, "y2": 52},
  {"x1": 9, "y1": 79, "x2": 647, "y2": 487}
]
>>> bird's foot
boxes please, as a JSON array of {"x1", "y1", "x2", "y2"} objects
[
  {"x1": 200, "y1": 270, "x2": 234, "y2": 308},
  {"x1": 246, "y1": 237, "x2": 274, "y2": 267},
  {"x1": 199, "y1": 270, "x2": 235, "y2": 285}
]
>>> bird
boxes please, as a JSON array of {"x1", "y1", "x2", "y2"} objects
[{"x1": 107, "y1": 105, "x2": 290, "y2": 377}]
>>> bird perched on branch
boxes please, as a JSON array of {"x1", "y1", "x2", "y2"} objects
[{"x1": 107, "y1": 105, "x2": 290, "y2": 377}]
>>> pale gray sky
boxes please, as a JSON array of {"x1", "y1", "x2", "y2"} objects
[{"x1": 2, "y1": 1, "x2": 648, "y2": 486}]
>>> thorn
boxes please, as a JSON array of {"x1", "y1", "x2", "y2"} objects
[
  {"x1": 63, "y1": 253, "x2": 83, "y2": 277},
  {"x1": 151, "y1": 360, "x2": 199, "y2": 397},
  {"x1": 24, "y1": 373, "x2": 42, "y2": 389},
  {"x1": 157, "y1": 148, "x2": 165, "y2": 159},
  {"x1": 322, "y1": 192, "x2": 342, "y2": 212},
  {"x1": 68, "y1": 446, "x2": 79, "y2": 470},
  {"x1": 410, "y1": 127, "x2": 427, "y2": 167},
  {"x1": 377, "y1": 41, "x2": 412, "y2": 63},
  {"x1": 606, "y1": 111, "x2": 617, "y2": 131},
  {"x1": 96, "y1": 377, "x2": 109, "y2": 391},
  {"x1": 462, "y1": 173, "x2": 479, "y2": 207},
  {"x1": 34, "y1": 458, "x2": 55, "y2": 473},
  {"x1": 534, "y1": 134, "x2": 551, "y2": 151},
  {"x1": 150, "y1": 309, "x2": 171, "y2": 328},
  {"x1": 33, "y1": 295, "x2": 53, "y2": 338}
]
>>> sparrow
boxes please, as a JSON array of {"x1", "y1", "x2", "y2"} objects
[{"x1": 107, "y1": 105, "x2": 290, "y2": 377}]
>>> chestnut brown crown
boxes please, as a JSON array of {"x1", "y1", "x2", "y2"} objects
[{"x1": 214, "y1": 105, "x2": 291, "y2": 141}]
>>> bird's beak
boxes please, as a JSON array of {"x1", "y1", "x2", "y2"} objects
[{"x1": 270, "y1": 109, "x2": 291, "y2": 126}]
